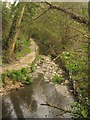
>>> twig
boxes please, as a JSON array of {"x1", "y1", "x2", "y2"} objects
[
  {"x1": 65, "y1": 24, "x2": 89, "y2": 39},
  {"x1": 32, "y1": 7, "x2": 50, "y2": 22},
  {"x1": 53, "y1": 55, "x2": 60, "y2": 61}
]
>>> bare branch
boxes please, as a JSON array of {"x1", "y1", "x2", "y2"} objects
[
  {"x1": 65, "y1": 24, "x2": 89, "y2": 39},
  {"x1": 44, "y1": 2, "x2": 89, "y2": 26},
  {"x1": 32, "y1": 7, "x2": 50, "y2": 22},
  {"x1": 39, "y1": 5, "x2": 89, "y2": 39}
]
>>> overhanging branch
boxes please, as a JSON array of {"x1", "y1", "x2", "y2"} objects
[
  {"x1": 44, "y1": 2, "x2": 89, "y2": 26},
  {"x1": 32, "y1": 7, "x2": 50, "y2": 22}
]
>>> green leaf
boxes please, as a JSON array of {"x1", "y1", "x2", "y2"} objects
[{"x1": 81, "y1": 110, "x2": 87, "y2": 118}]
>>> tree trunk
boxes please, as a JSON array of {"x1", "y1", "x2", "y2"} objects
[
  {"x1": 9, "y1": 5, "x2": 25, "y2": 58},
  {"x1": 88, "y1": 1, "x2": 90, "y2": 100}
]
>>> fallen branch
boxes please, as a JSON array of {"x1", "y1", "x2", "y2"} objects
[
  {"x1": 53, "y1": 55, "x2": 60, "y2": 61},
  {"x1": 40, "y1": 101, "x2": 71, "y2": 113}
]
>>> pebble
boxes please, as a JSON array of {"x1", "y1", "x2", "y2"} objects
[
  {"x1": 50, "y1": 82, "x2": 54, "y2": 85},
  {"x1": 64, "y1": 80, "x2": 69, "y2": 84},
  {"x1": 44, "y1": 80, "x2": 49, "y2": 83},
  {"x1": 19, "y1": 83, "x2": 24, "y2": 87}
]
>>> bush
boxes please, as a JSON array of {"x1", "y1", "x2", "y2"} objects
[{"x1": 52, "y1": 75, "x2": 64, "y2": 84}]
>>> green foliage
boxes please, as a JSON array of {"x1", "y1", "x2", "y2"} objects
[
  {"x1": 2, "y1": 67, "x2": 33, "y2": 85},
  {"x1": 2, "y1": 72, "x2": 8, "y2": 85},
  {"x1": 25, "y1": 75, "x2": 33, "y2": 85},
  {"x1": 2, "y1": 2, "x2": 12, "y2": 49},
  {"x1": 52, "y1": 75, "x2": 64, "y2": 84},
  {"x1": 30, "y1": 63, "x2": 35, "y2": 72},
  {"x1": 21, "y1": 67, "x2": 29, "y2": 75},
  {"x1": 2, "y1": 72, "x2": 7, "y2": 81},
  {"x1": 15, "y1": 36, "x2": 31, "y2": 60},
  {"x1": 61, "y1": 51, "x2": 88, "y2": 118},
  {"x1": 10, "y1": 70, "x2": 25, "y2": 82},
  {"x1": 71, "y1": 101, "x2": 89, "y2": 119},
  {"x1": 2, "y1": 2, "x2": 36, "y2": 63},
  {"x1": 2, "y1": 2, "x2": 88, "y2": 119}
]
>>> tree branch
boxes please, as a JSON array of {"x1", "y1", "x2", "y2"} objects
[
  {"x1": 44, "y1": 2, "x2": 89, "y2": 26},
  {"x1": 38, "y1": 4, "x2": 89, "y2": 39},
  {"x1": 65, "y1": 24, "x2": 89, "y2": 39},
  {"x1": 32, "y1": 7, "x2": 50, "y2": 22}
]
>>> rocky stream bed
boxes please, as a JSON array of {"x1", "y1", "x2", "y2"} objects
[{"x1": 2, "y1": 55, "x2": 75, "y2": 118}]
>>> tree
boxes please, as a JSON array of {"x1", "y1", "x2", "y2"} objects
[{"x1": 6, "y1": 3, "x2": 25, "y2": 58}]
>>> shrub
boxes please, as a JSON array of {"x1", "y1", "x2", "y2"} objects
[{"x1": 52, "y1": 75, "x2": 64, "y2": 84}]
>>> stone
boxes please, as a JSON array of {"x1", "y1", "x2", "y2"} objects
[
  {"x1": 19, "y1": 83, "x2": 24, "y2": 87},
  {"x1": 44, "y1": 76, "x2": 48, "y2": 80},
  {"x1": 50, "y1": 82, "x2": 54, "y2": 85},
  {"x1": 44, "y1": 80, "x2": 49, "y2": 83},
  {"x1": 64, "y1": 80, "x2": 69, "y2": 84}
]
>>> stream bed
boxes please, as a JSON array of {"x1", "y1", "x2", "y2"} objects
[
  {"x1": 2, "y1": 55, "x2": 75, "y2": 118},
  {"x1": 2, "y1": 72, "x2": 75, "y2": 118}
]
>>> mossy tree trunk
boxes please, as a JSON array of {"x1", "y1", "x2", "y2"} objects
[{"x1": 6, "y1": 3, "x2": 25, "y2": 59}]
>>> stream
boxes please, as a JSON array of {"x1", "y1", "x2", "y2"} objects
[
  {"x1": 2, "y1": 72, "x2": 75, "y2": 118},
  {"x1": 2, "y1": 46, "x2": 75, "y2": 118}
]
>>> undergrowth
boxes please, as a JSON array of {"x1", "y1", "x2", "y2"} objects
[
  {"x1": 61, "y1": 51, "x2": 89, "y2": 119},
  {"x1": 2, "y1": 67, "x2": 33, "y2": 85},
  {"x1": 30, "y1": 63, "x2": 35, "y2": 72}
]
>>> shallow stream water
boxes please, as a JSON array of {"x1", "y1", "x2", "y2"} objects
[{"x1": 2, "y1": 73, "x2": 75, "y2": 118}]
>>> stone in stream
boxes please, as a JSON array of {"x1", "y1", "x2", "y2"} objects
[
  {"x1": 44, "y1": 79, "x2": 49, "y2": 83},
  {"x1": 19, "y1": 83, "x2": 24, "y2": 87}
]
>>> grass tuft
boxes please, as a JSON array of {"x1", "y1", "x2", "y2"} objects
[{"x1": 52, "y1": 75, "x2": 64, "y2": 84}]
